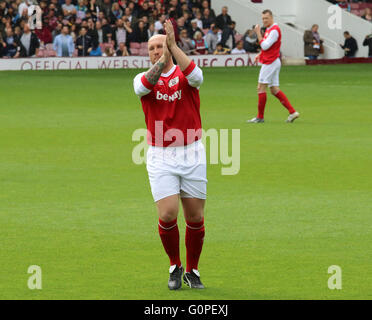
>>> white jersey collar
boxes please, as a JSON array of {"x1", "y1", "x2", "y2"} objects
[{"x1": 161, "y1": 64, "x2": 176, "y2": 78}]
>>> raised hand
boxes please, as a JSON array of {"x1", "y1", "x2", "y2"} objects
[{"x1": 164, "y1": 19, "x2": 176, "y2": 49}]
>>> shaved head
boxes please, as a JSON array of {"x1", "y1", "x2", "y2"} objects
[{"x1": 148, "y1": 34, "x2": 168, "y2": 65}]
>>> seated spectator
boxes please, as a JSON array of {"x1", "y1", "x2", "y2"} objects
[
  {"x1": 76, "y1": 0, "x2": 88, "y2": 20},
  {"x1": 201, "y1": 0, "x2": 216, "y2": 20},
  {"x1": 216, "y1": 6, "x2": 232, "y2": 31},
  {"x1": 154, "y1": 14, "x2": 166, "y2": 34},
  {"x1": 89, "y1": 40, "x2": 102, "y2": 56},
  {"x1": 221, "y1": 21, "x2": 236, "y2": 50},
  {"x1": 202, "y1": 8, "x2": 215, "y2": 29},
  {"x1": 132, "y1": 20, "x2": 148, "y2": 43},
  {"x1": 111, "y1": 2, "x2": 123, "y2": 21},
  {"x1": 116, "y1": 42, "x2": 130, "y2": 56},
  {"x1": 62, "y1": 0, "x2": 77, "y2": 19},
  {"x1": 147, "y1": 23, "x2": 156, "y2": 39},
  {"x1": 214, "y1": 42, "x2": 230, "y2": 55},
  {"x1": 195, "y1": 12, "x2": 203, "y2": 30},
  {"x1": 231, "y1": 40, "x2": 246, "y2": 54},
  {"x1": 53, "y1": 24, "x2": 74, "y2": 57},
  {"x1": 2, "y1": 27, "x2": 20, "y2": 58},
  {"x1": 178, "y1": 29, "x2": 196, "y2": 54},
  {"x1": 361, "y1": 8, "x2": 372, "y2": 22},
  {"x1": 363, "y1": 33, "x2": 372, "y2": 58},
  {"x1": 102, "y1": 45, "x2": 116, "y2": 56},
  {"x1": 340, "y1": 31, "x2": 358, "y2": 58},
  {"x1": 193, "y1": 31, "x2": 207, "y2": 55},
  {"x1": 243, "y1": 28, "x2": 259, "y2": 53},
  {"x1": 76, "y1": 26, "x2": 92, "y2": 56},
  {"x1": 204, "y1": 25, "x2": 219, "y2": 54},
  {"x1": 188, "y1": 19, "x2": 203, "y2": 39},
  {"x1": 19, "y1": 24, "x2": 40, "y2": 57},
  {"x1": 304, "y1": 24, "x2": 323, "y2": 60}
]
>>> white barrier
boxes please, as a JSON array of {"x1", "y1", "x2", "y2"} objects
[{"x1": 0, "y1": 54, "x2": 258, "y2": 71}]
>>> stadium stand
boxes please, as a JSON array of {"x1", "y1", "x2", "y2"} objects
[{"x1": 0, "y1": 0, "x2": 249, "y2": 58}]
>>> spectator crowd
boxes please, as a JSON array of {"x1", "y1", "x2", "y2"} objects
[{"x1": 0, "y1": 0, "x2": 259, "y2": 58}]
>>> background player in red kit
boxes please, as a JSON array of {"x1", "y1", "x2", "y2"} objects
[
  {"x1": 133, "y1": 20, "x2": 206, "y2": 290},
  {"x1": 247, "y1": 10, "x2": 300, "y2": 123}
]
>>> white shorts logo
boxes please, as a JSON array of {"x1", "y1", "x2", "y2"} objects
[{"x1": 156, "y1": 90, "x2": 182, "y2": 102}]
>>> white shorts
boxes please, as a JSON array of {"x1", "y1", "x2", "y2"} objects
[
  {"x1": 146, "y1": 139, "x2": 208, "y2": 202},
  {"x1": 258, "y1": 58, "x2": 281, "y2": 87}
]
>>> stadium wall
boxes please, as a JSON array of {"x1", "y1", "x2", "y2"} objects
[
  {"x1": 213, "y1": 0, "x2": 372, "y2": 59},
  {"x1": 0, "y1": 54, "x2": 259, "y2": 71}
]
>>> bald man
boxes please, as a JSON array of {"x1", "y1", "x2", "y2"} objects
[{"x1": 133, "y1": 21, "x2": 207, "y2": 290}]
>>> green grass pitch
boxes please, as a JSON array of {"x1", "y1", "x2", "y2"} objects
[{"x1": 0, "y1": 64, "x2": 371, "y2": 300}]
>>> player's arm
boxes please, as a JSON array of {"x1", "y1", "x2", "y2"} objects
[
  {"x1": 133, "y1": 38, "x2": 170, "y2": 97},
  {"x1": 164, "y1": 19, "x2": 203, "y2": 88},
  {"x1": 255, "y1": 25, "x2": 279, "y2": 51}
]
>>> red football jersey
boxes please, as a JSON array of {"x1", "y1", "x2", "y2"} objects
[
  {"x1": 134, "y1": 61, "x2": 203, "y2": 147},
  {"x1": 259, "y1": 24, "x2": 282, "y2": 65}
]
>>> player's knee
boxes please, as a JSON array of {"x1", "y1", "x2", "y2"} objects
[
  {"x1": 270, "y1": 87, "x2": 280, "y2": 95},
  {"x1": 185, "y1": 209, "x2": 204, "y2": 223},
  {"x1": 159, "y1": 210, "x2": 178, "y2": 222}
]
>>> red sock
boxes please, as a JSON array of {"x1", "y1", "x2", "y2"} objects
[
  {"x1": 158, "y1": 218, "x2": 181, "y2": 267},
  {"x1": 275, "y1": 90, "x2": 296, "y2": 114},
  {"x1": 257, "y1": 92, "x2": 267, "y2": 119},
  {"x1": 185, "y1": 218, "x2": 205, "y2": 273}
]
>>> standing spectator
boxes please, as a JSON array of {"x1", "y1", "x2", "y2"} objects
[
  {"x1": 88, "y1": 0, "x2": 99, "y2": 21},
  {"x1": 361, "y1": 8, "x2": 372, "y2": 22},
  {"x1": 221, "y1": 21, "x2": 236, "y2": 50},
  {"x1": 53, "y1": 24, "x2": 74, "y2": 57},
  {"x1": 76, "y1": 26, "x2": 92, "y2": 56},
  {"x1": 363, "y1": 33, "x2": 372, "y2": 58},
  {"x1": 204, "y1": 25, "x2": 219, "y2": 53},
  {"x1": 215, "y1": 6, "x2": 232, "y2": 31},
  {"x1": 304, "y1": 24, "x2": 323, "y2": 60},
  {"x1": 231, "y1": 40, "x2": 246, "y2": 54},
  {"x1": 19, "y1": 24, "x2": 40, "y2": 57},
  {"x1": 113, "y1": 18, "x2": 130, "y2": 49},
  {"x1": 101, "y1": 18, "x2": 113, "y2": 43},
  {"x1": 193, "y1": 30, "x2": 207, "y2": 54},
  {"x1": 116, "y1": 41, "x2": 130, "y2": 56},
  {"x1": 340, "y1": 31, "x2": 358, "y2": 58}
]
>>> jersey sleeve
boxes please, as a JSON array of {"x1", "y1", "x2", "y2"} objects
[
  {"x1": 260, "y1": 30, "x2": 279, "y2": 51},
  {"x1": 133, "y1": 72, "x2": 154, "y2": 97},
  {"x1": 182, "y1": 61, "x2": 203, "y2": 89}
]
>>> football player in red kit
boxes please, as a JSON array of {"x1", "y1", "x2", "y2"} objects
[
  {"x1": 133, "y1": 20, "x2": 206, "y2": 290},
  {"x1": 247, "y1": 9, "x2": 300, "y2": 123}
]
